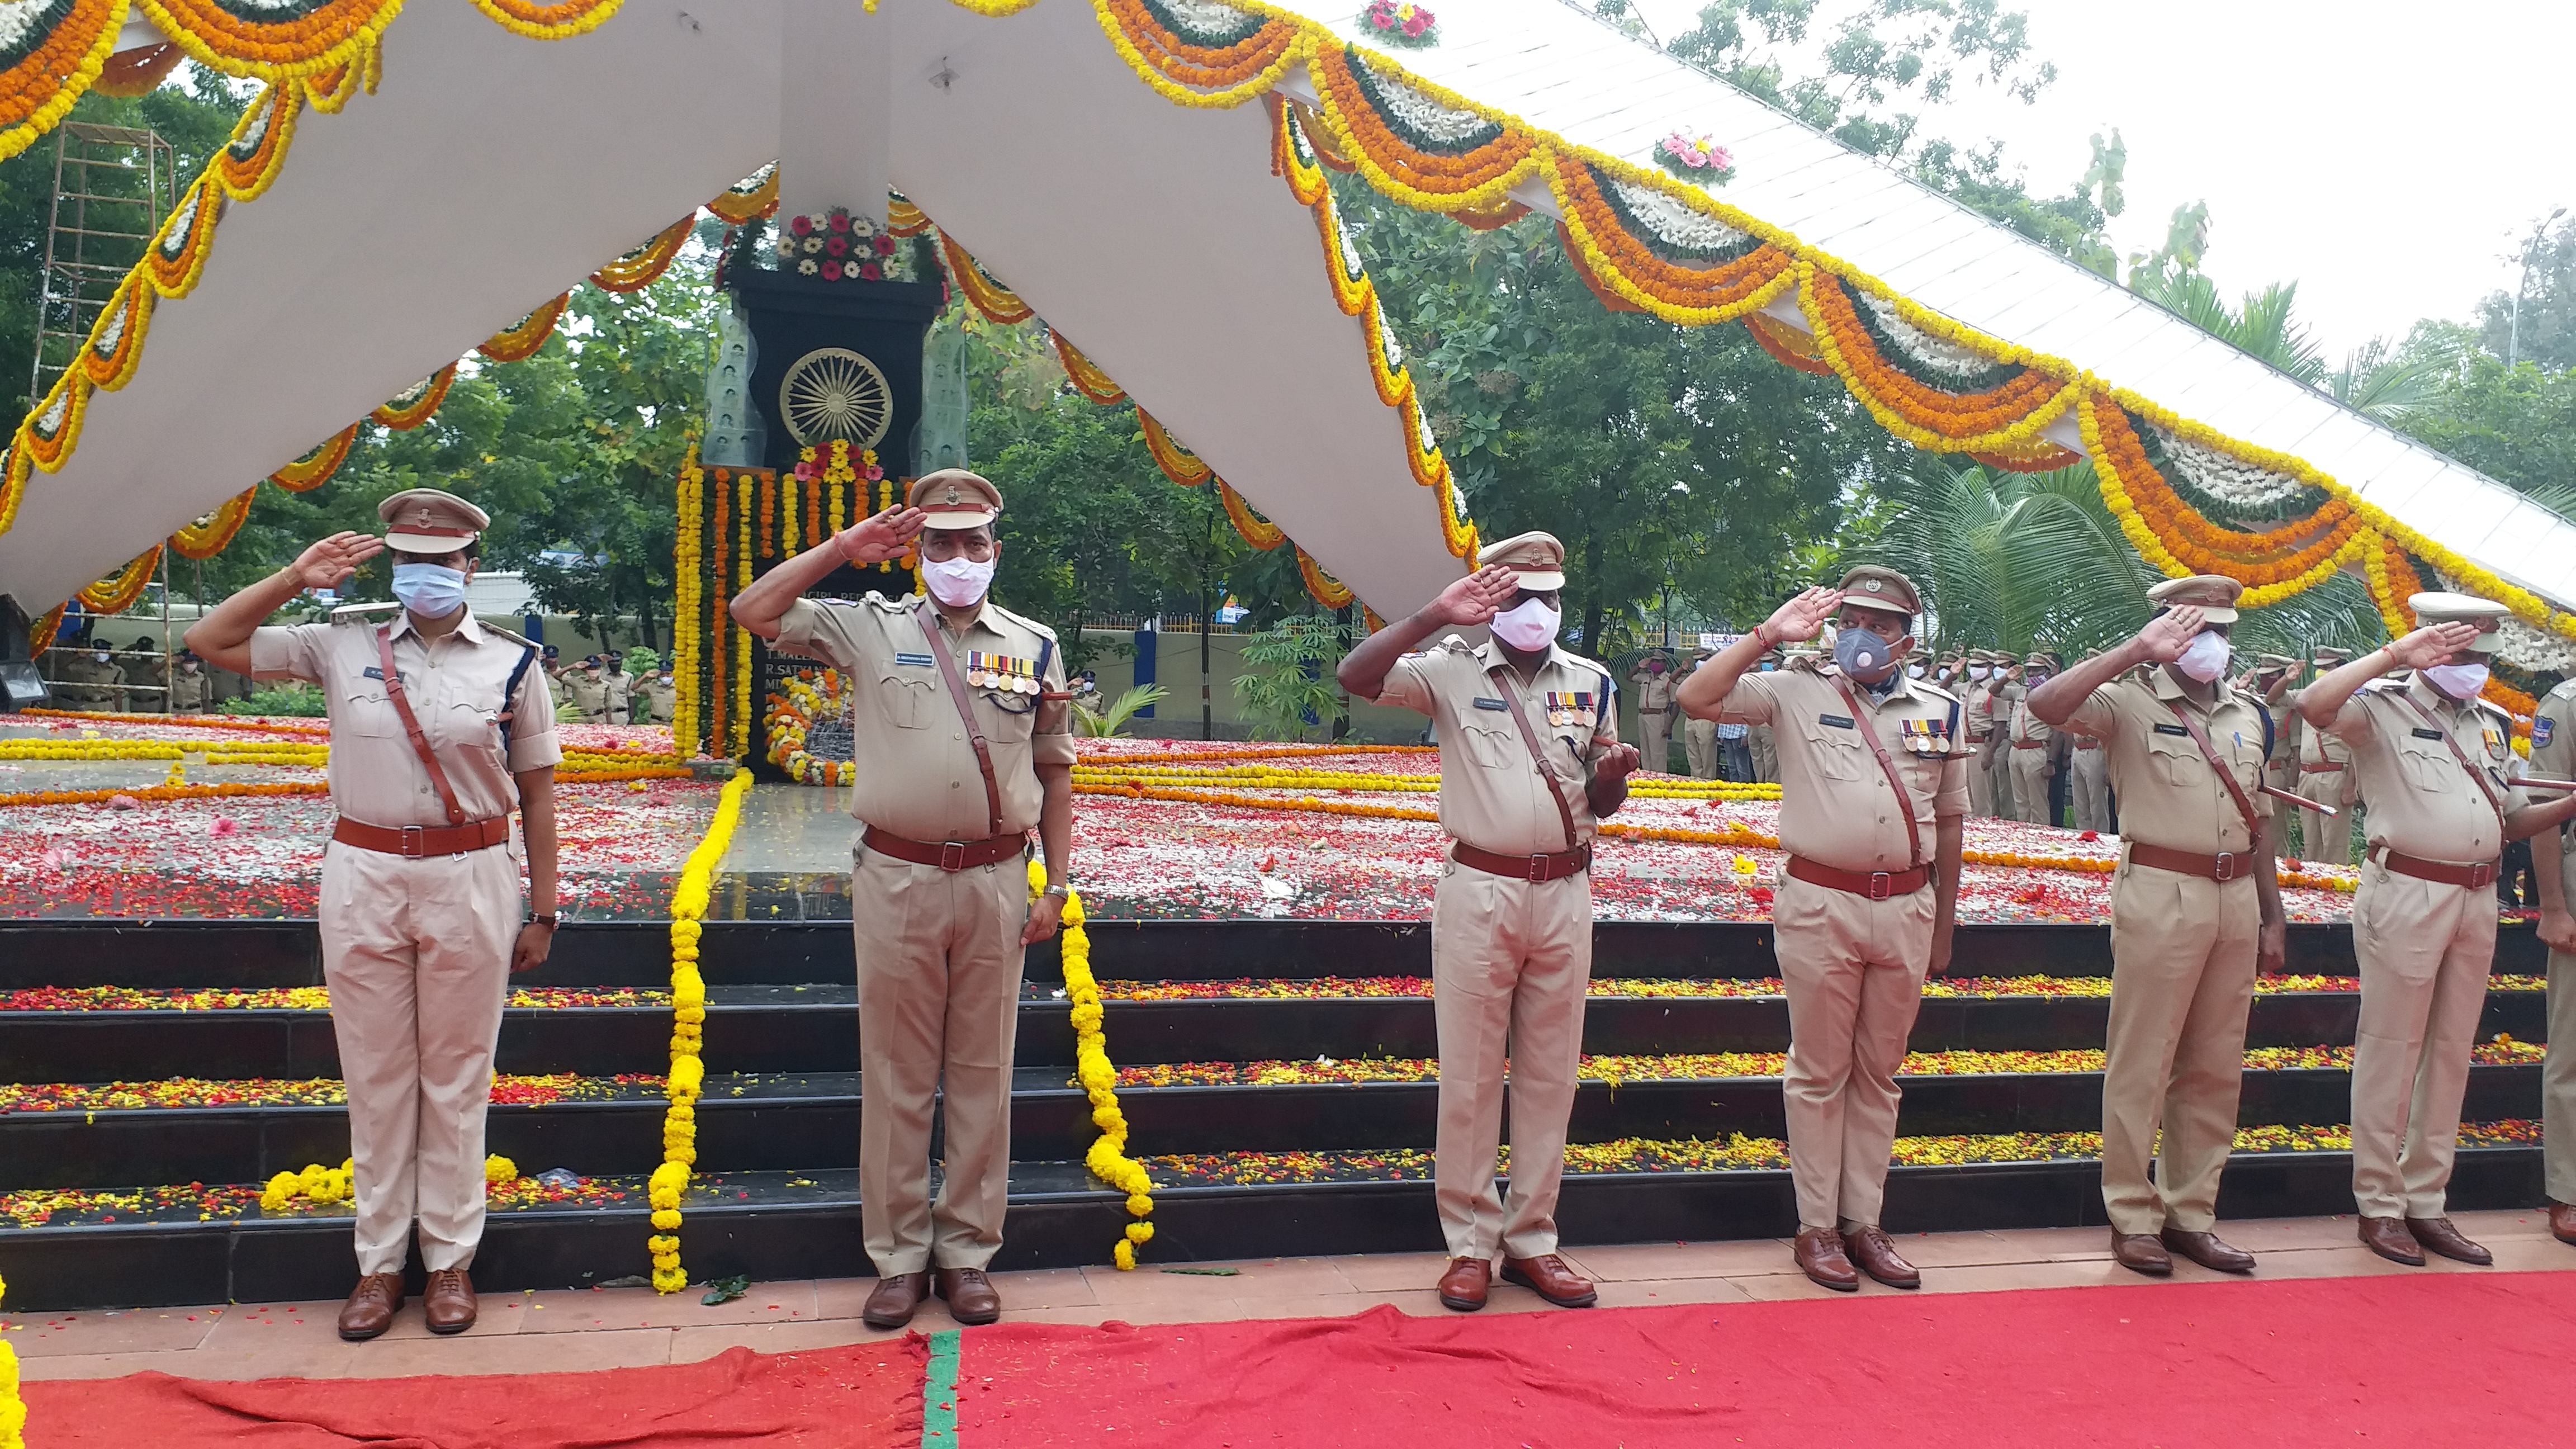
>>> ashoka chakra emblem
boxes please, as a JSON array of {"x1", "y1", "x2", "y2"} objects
[{"x1": 779, "y1": 347, "x2": 892, "y2": 448}]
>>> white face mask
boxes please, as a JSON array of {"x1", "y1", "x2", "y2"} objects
[
  {"x1": 2174, "y1": 629, "x2": 2232, "y2": 682},
  {"x1": 1489, "y1": 598, "x2": 1560, "y2": 652},
  {"x1": 1968, "y1": 665, "x2": 1989, "y2": 681},
  {"x1": 1907, "y1": 664, "x2": 1925, "y2": 678},
  {"x1": 2422, "y1": 662, "x2": 2489, "y2": 700},
  {"x1": 922, "y1": 555, "x2": 996, "y2": 608}
]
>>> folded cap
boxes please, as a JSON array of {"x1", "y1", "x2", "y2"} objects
[
  {"x1": 379, "y1": 488, "x2": 488, "y2": 554},
  {"x1": 2024, "y1": 651, "x2": 2062, "y2": 671},
  {"x1": 2408, "y1": 590, "x2": 2507, "y2": 651},
  {"x1": 909, "y1": 470, "x2": 1003, "y2": 529},
  {"x1": 1476, "y1": 530, "x2": 1565, "y2": 591},
  {"x1": 1836, "y1": 564, "x2": 1921, "y2": 615},
  {"x1": 2146, "y1": 574, "x2": 2244, "y2": 623},
  {"x1": 2253, "y1": 653, "x2": 2301, "y2": 671}
]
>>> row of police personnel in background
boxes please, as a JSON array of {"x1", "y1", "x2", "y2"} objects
[
  {"x1": 43, "y1": 631, "x2": 219, "y2": 712},
  {"x1": 186, "y1": 475, "x2": 2576, "y2": 1338}
]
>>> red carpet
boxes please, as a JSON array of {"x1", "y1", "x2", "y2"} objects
[
  {"x1": 962, "y1": 1271, "x2": 2576, "y2": 1447},
  {"x1": 24, "y1": 1340, "x2": 924, "y2": 1448}
]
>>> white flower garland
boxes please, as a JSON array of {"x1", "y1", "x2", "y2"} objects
[
  {"x1": 1373, "y1": 73, "x2": 1491, "y2": 146},
  {"x1": 36, "y1": 388, "x2": 67, "y2": 434},
  {"x1": 1160, "y1": 0, "x2": 1261, "y2": 39},
  {"x1": 2436, "y1": 573, "x2": 2576, "y2": 675},
  {"x1": 1856, "y1": 292, "x2": 2002, "y2": 382},
  {"x1": 0, "y1": 1, "x2": 50, "y2": 53},
  {"x1": 2152, "y1": 428, "x2": 2311, "y2": 510},
  {"x1": 92, "y1": 299, "x2": 126, "y2": 356},
  {"x1": 1334, "y1": 212, "x2": 1366, "y2": 281},
  {"x1": 158, "y1": 191, "x2": 202, "y2": 259},
  {"x1": 1606, "y1": 177, "x2": 1750, "y2": 255},
  {"x1": 1376, "y1": 309, "x2": 1405, "y2": 372}
]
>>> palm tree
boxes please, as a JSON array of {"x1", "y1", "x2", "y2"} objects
[{"x1": 1862, "y1": 462, "x2": 2153, "y2": 659}]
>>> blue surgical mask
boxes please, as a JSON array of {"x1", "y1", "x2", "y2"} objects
[
  {"x1": 391, "y1": 562, "x2": 468, "y2": 618},
  {"x1": 1833, "y1": 627, "x2": 1898, "y2": 681}
]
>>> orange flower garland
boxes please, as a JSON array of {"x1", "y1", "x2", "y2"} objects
[
  {"x1": 759, "y1": 473, "x2": 776, "y2": 558},
  {"x1": 591, "y1": 215, "x2": 698, "y2": 294},
  {"x1": 1095, "y1": 0, "x2": 1300, "y2": 101},
  {"x1": 1297, "y1": 548, "x2": 1355, "y2": 609},
  {"x1": 705, "y1": 166, "x2": 780, "y2": 226},
  {"x1": 1546, "y1": 156, "x2": 1795, "y2": 323},
  {"x1": 709, "y1": 469, "x2": 730, "y2": 755},
  {"x1": 476, "y1": 293, "x2": 571, "y2": 363},
  {"x1": 1799, "y1": 269, "x2": 2078, "y2": 452},
  {"x1": 1137, "y1": 410, "x2": 1213, "y2": 487},
  {"x1": 29, "y1": 605, "x2": 65, "y2": 657},
  {"x1": 0, "y1": 0, "x2": 129, "y2": 163},
  {"x1": 1308, "y1": 44, "x2": 1539, "y2": 212},
  {"x1": 0, "y1": 780, "x2": 325, "y2": 809},
  {"x1": 371, "y1": 365, "x2": 457, "y2": 431},
  {"x1": 136, "y1": 0, "x2": 402, "y2": 80},
  {"x1": 1053, "y1": 332, "x2": 1128, "y2": 405},
  {"x1": 270, "y1": 424, "x2": 358, "y2": 493},
  {"x1": 1220, "y1": 481, "x2": 1286, "y2": 551},
  {"x1": 169, "y1": 487, "x2": 258, "y2": 561},
  {"x1": 936, "y1": 233, "x2": 1034, "y2": 325},
  {"x1": 2089, "y1": 402, "x2": 2358, "y2": 575},
  {"x1": 77, "y1": 548, "x2": 162, "y2": 613}
]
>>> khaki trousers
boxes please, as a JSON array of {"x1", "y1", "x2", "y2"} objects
[
  {"x1": 1637, "y1": 709, "x2": 1673, "y2": 774},
  {"x1": 318, "y1": 839, "x2": 519, "y2": 1276},
  {"x1": 1683, "y1": 718, "x2": 1718, "y2": 779},
  {"x1": 2071, "y1": 747, "x2": 2111, "y2": 833},
  {"x1": 2545, "y1": 841, "x2": 2576, "y2": 1204},
  {"x1": 1966, "y1": 738, "x2": 1995, "y2": 816},
  {"x1": 1431, "y1": 859, "x2": 1590, "y2": 1262},
  {"x1": 1750, "y1": 726, "x2": 1777, "y2": 784},
  {"x1": 1774, "y1": 873, "x2": 1934, "y2": 1230},
  {"x1": 2102, "y1": 863, "x2": 2260, "y2": 1235},
  {"x1": 2349, "y1": 863, "x2": 2496, "y2": 1218},
  {"x1": 852, "y1": 845, "x2": 1029, "y2": 1275},
  {"x1": 2295, "y1": 806, "x2": 2354, "y2": 866},
  {"x1": 2009, "y1": 748, "x2": 2053, "y2": 826}
]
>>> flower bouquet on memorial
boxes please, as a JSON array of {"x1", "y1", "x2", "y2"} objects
[
  {"x1": 774, "y1": 208, "x2": 910, "y2": 283},
  {"x1": 1654, "y1": 130, "x2": 1735, "y2": 186},
  {"x1": 1364, "y1": 0, "x2": 1439, "y2": 46}
]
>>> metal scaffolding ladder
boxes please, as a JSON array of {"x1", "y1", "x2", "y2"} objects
[{"x1": 28, "y1": 121, "x2": 178, "y2": 408}]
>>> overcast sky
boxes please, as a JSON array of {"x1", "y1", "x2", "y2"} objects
[{"x1": 1625, "y1": 0, "x2": 2573, "y2": 361}]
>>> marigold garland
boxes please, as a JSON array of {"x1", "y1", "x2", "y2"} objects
[
  {"x1": 673, "y1": 447, "x2": 705, "y2": 757},
  {"x1": 1546, "y1": 155, "x2": 1796, "y2": 325},
  {"x1": 77, "y1": 548, "x2": 162, "y2": 613},
  {"x1": 469, "y1": 0, "x2": 627, "y2": 42},
  {"x1": 936, "y1": 232, "x2": 1035, "y2": 324},
  {"x1": 1297, "y1": 548, "x2": 1355, "y2": 608},
  {"x1": 733, "y1": 473, "x2": 754, "y2": 757},
  {"x1": 1036, "y1": 859, "x2": 1156, "y2": 1267},
  {"x1": 136, "y1": 0, "x2": 403, "y2": 81},
  {"x1": 0, "y1": 1269, "x2": 21, "y2": 1449},
  {"x1": 1218, "y1": 481, "x2": 1286, "y2": 551},
  {"x1": 1136, "y1": 409, "x2": 1213, "y2": 487},
  {"x1": 1798, "y1": 267, "x2": 2080, "y2": 454},
  {"x1": 372, "y1": 364, "x2": 457, "y2": 430},
  {"x1": 653, "y1": 765, "x2": 751, "y2": 1292},
  {"x1": 758, "y1": 472, "x2": 776, "y2": 558},
  {"x1": 0, "y1": 0, "x2": 124, "y2": 165},
  {"x1": 705, "y1": 164, "x2": 779, "y2": 225},
  {"x1": 169, "y1": 487, "x2": 259, "y2": 560},
  {"x1": 27, "y1": 607, "x2": 65, "y2": 659},
  {"x1": 269, "y1": 423, "x2": 358, "y2": 493},
  {"x1": 1052, "y1": 330, "x2": 1128, "y2": 404},
  {"x1": 476, "y1": 292, "x2": 571, "y2": 362},
  {"x1": 593, "y1": 214, "x2": 698, "y2": 293},
  {"x1": 709, "y1": 467, "x2": 730, "y2": 756},
  {"x1": 765, "y1": 671, "x2": 855, "y2": 785},
  {"x1": 1091, "y1": 0, "x2": 1304, "y2": 109},
  {"x1": 1742, "y1": 312, "x2": 1832, "y2": 374}
]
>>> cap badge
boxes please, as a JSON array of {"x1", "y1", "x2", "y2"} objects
[
  {"x1": 1863, "y1": 579, "x2": 1883, "y2": 593},
  {"x1": 943, "y1": 485, "x2": 962, "y2": 506}
]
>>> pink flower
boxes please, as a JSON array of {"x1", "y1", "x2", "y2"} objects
[
  {"x1": 211, "y1": 817, "x2": 240, "y2": 837},
  {"x1": 828, "y1": 212, "x2": 851, "y2": 233},
  {"x1": 1403, "y1": 14, "x2": 1426, "y2": 34},
  {"x1": 874, "y1": 234, "x2": 896, "y2": 255},
  {"x1": 793, "y1": 461, "x2": 813, "y2": 480},
  {"x1": 821, "y1": 259, "x2": 842, "y2": 281},
  {"x1": 1703, "y1": 145, "x2": 1734, "y2": 172},
  {"x1": 859, "y1": 262, "x2": 882, "y2": 281},
  {"x1": 825, "y1": 235, "x2": 848, "y2": 257},
  {"x1": 789, "y1": 215, "x2": 812, "y2": 236}
]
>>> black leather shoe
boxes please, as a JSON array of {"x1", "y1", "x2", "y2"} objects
[{"x1": 2160, "y1": 1229, "x2": 2255, "y2": 1274}]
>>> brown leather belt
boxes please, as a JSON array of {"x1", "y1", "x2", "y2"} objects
[
  {"x1": 863, "y1": 826, "x2": 1029, "y2": 872},
  {"x1": 2074, "y1": 741, "x2": 2101, "y2": 750},
  {"x1": 2126, "y1": 841, "x2": 2256, "y2": 882},
  {"x1": 1637, "y1": 707, "x2": 1671, "y2": 715},
  {"x1": 2012, "y1": 742, "x2": 2046, "y2": 750},
  {"x1": 2366, "y1": 843, "x2": 2498, "y2": 889},
  {"x1": 1453, "y1": 842, "x2": 1591, "y2": 882},
  {"x1": 2301, "y1": 763, "x2": 2346, "y2": 773},
  {"x1": 333, "y1": 816, "x2": 510, "y2": 858},
  {"x1": 1785, "y1": 854, "x2": 1930, "y2": 900}
]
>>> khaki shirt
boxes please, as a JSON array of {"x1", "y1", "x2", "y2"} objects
[
  {"x1": 2536, "y1": 681, "x2": 2575, "y2": 859},
  {"x1": 567, "y1": 672, "x2": 610, "y2": 720},
  {"x1": 251, "y1": 608, "x2": 561, "y2": 827},
  {"x1": 1374, "y1": 637, "x2": 1620, "y2": 856},
  {"x1": 604, "y1": 673, "x2": 632, "y2": 725},
  {"x1": 641, "y1": 677, "x2": 677, "y2": 724},
  {"x1": 1963, "y1": 678, "x2": 1998, "y2": 740},
  {"x1": 2001, "y1": 681, "x2": 2054, "y2": 749},
  {"x1": 1631, "y1": 669, "x2": 1676, "y2": 713},
  {"x1": 169, "y1": 666, "x2": 211, "y2": 712},
  {"x1": 773, "y1": 592, "x2": 1074, "y2": 840},
  {"x1": 1716, "y1": 664, "x2": 1968, "y2": 873},
  {"x1": 2064, "y1": 666, "x2": 2272, "y2": 855},
  {"x1": 2328, "y1": 675, "x2": 2526, "y2": 865}
]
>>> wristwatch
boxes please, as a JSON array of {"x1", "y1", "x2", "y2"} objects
[
  {"x1": 531, "y1": 913, "x2": 559, "y2": 927},
  {"x1": 1043, "y1": 884, "x2": 1069, "y2": 899}
]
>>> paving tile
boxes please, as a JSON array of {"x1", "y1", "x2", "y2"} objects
[
  {"x1": 1079, "y1": 1257, "x2": 1348, "y2": 1306},
  {"x1": 198, "y1": 1302, "x2": 354, "y2": 1355},
  {"x1": 1726, "y1": 1273, "x2": 1860, "y2": 1304},
  {"x1": 2201, "y1": 1216, "x2": 2365, "y2": 1251},
  {"x1": 518, "y1": 1280, "x2": 819, "y2": 1334},
  {"x1": 1214, "y1": 1292, "x2": 1376, "y2": 1325},
  {"x1": 324, "y1": 1327, "x2": 673, "y2": 1379},
  {"x1": 373, "y1": 1294, "x2": 533, "y2": 1341},
  {"x1": 2, "y1": 1305, "x2": 231, "y2": 1358},
  {"x1": 1001, "y1": 1298, "x2": 1250, "y2": 1328},
  {"x1": 2442, "y1": 1209, "x2": 2559, "y2": 1241},
  {"x1": 980, "y1": 1267, "x2": 1101, "y2": 1311},
  {"x1": 20, "y1": 1348, "x2": 228, "y2": 1382},
  {"x1": 1557, "y1": 1239, "x2": 1792, "y2": 1281},
  {"x1": 1330, "y1": 1251, "x2": 1460, "y2": 1293},
  {"x1": 1593, "y1": 1276, "x2": 1757, "y2": 1309},
  {"x1": 669, "y1": 1317, "x2": 912, "y2": 1363},
  {"x1": 1911, "y1": 1260, "x2": 2137, "y2": 1295},
  {"x1": 73, "y1": 1339, "x2": 364, "y2": 1383},
  {"x1": 1865, "y1": 1230, "x2": 2033, "y2": 1269}
]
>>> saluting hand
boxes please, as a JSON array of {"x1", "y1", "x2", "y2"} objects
[
  {"x1": 2385, "y1": 622, "x2": 2480, "y2": 671},
  {"x1": 2135, "y1": 605, "x2": 2206, "y2": 662},
  {"x1": 834, "y1": 505, "x2": 926, "y2": 566},
  {"x1": 290, "y1": 532, "x2": 383, "y2": 591},
  {"x1": 1760, "y1": 587, "x2": 1841, "y2": 647},
  {"x1": 1424, "y1": 565, "x2": 1520, "y2": 627}
]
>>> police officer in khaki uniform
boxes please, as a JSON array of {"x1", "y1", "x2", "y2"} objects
[
  {"x1": 2532, "y1": 675, "x2": 2576, "y2": 1247},
  {"x1": 2303, "y1": 595, "x2": 2576, "y2": 1265},
  {"x1": 2293, "y1": 646, "x2": 2360, "y2": 864},
  {"x1": 2002, "y1": 652, "x2": 2063, "y2": 826},
  {"x1": 2028, "y1": 575, "x2": 2286, "y2": 1277},
  {"x1": 2065, "y1": 651, "x2": 2113, "y2": 833},
  {"x1": 1680, "y1": 566, "x2": 1967, "y2": 1290},
  {"x1": 1984, "y1": 652, "x2": 2020, "y2": 820},
  {"x1": 1748, "y1": 651, "x2": 1783, "y2": 783},
  {"x1": 169, "y1": 648, "x2": 213, "y2": 713},
  {"x1": 733, "y1": 469, "x2": 1073, "y2": 1329},
  {"x1": 565, "y1": 657, "x2": 612, "y2": 723},
  {"x1": 638, "y1": 656, "x2": 677, "y2": 726},
  {"x1": 1680, "y1": 650, "x2": 1719, "y2": 779},
  {"x1": 602, "y1": 654, "x2": 634, "y2": 726},
  {"x1": 187, "y1": 489, "x2": 561, "y2": 1341},
  {"x1": 1631, "y1": 652, "x2": 1677, "y2": 774},
  {"x1": 120, "y1": 637, "x2": 169, "y2": 713},
  {"x1": 1961, "y1": 651, "x2": 2000, "y2": 817},
  {"x1": 1339, "y1": 532, "x2": 1642, "y2": 1313},
  {"x1": 53, "y1": 631, "x2": 125, "y2": 708}
]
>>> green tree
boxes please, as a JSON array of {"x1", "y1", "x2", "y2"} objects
[{"x1": 2475, "y1": 209, "x2": 2573, "y2": 373}]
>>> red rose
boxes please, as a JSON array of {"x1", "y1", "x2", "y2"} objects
[
  {"x1": 825, "y1": 235, "x2": 848, "y2": 257},
  {"x1": 821, "y1": 260, "x2": 842, "y2": 281},
  {"x1": 828, "y1": 212, "x2": 851, "y2": 233},
  {"x1": 874, "y1": 234, "x2": 896, "y2": 255}
]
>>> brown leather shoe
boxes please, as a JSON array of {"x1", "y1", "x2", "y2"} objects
[
  {"x1": 1843, "y1": 1226, "x2": 1921, "y2": 1289},
  {"x1": 934, "y1": 1267, "x2": 1002, "y2": 1325},
  {"x1": 422, "y1": 1268, "x2": 477, "y2": 1334},
  {"x1": 1792, "y1": 1227, "x2": 1859, "y2": 1292},
  {"x1": 2160, "y1": 1228, "x2": 2255, "y2": 1274},
  {"x1": 2110, "y1": 1232, "x2": 2172, "y2": 1276},
  {"x1": 2357, "y1": 1216, "x2": 2424, "y2": 1266},
  {"x1": 862, "y1": 1271, "x2": 930, "y2": 1329},
  {"x1": 337, "y1": 1272, "x2": 405, "y2": 1342},
  {"x1": 1436, "y1": 1256, "x2": 1491, "y2": 1311},
  {"x1": 2405, "y1": 1216, "x2": 2492, "y2": 1265},
  {"x1": 1499, "y1": 1254, "x2": 1597, "y2": 1308},
  {"x1": 2551, "y1": 1200, "x2": 2576, "y2": 1247}
]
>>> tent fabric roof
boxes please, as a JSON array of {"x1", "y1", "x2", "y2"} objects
[{"x1": 1, "y1": 0, "x2": 2570, "y2": 655}]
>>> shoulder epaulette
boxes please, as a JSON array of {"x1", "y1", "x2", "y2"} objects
[
  {"x1": 985, "y1": 602, "x2": 1059, "y2": 641},
  {"x1": 2545, "y1": 678, "x2": 2576, "y2": 703},
  {"x1": 861, "y1": 591, "x2": 916, "y2": 611},
  {"x1": 329, "y1": 602, "x2": 402, "y2": 624},
  {"x1": 1912, "y1": 679, "x2": 1961, "y2": 704},
  {"x1": 482, "y1": 623, "x2": 538, "y2": 650}
]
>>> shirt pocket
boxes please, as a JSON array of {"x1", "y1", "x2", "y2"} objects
[
  {"x1": 978, "y1": 688, "x2": 1036, "y2": 744},
  {"x1": 1802, "y1": 721, "x2": 1867, "y2": 782},
  {"x1": 876, "y1": 670, "x2": 937, "y2": 730},
  {"x1": 2146, "y1": 735, "x2": 2204, "y2": 790},
  {"x1": 2397, "y1": 741, "x2": 2455, "y2": 793},
  {"x1": 1459, "y1": 719, "x2": 1521, "y2": 771}
]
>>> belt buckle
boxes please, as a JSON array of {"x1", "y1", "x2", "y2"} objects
[
  {"x1": 1867, "y1": 872, "x2": 1892, "y2": 901},
  {"x1": 2212, "y1": 851, "x2": 2237, "y2": 882},
  {"x1": 399, "y1": 825, "x2": 425, "y2": 860},
  {"x1": 938, "y1": 841, "x2": 969, "y2": 872},
  {"x1": 2470, "y1": 860, "x2": 2496, "y2": 888},
  {"x1": 1526, "y1": 854, "x2": 1551, "y2": 883}
]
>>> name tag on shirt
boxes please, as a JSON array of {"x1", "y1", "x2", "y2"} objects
[
  {"x1": 359, "y1": 666, "x2": 408, "y2": 684},
  {"x1": 893, "y1": 652, "x2": 936, "y2": 668},
  {"x1": 2411, "y1": 727, "x2": 2445, "y2": 741},
  {"x1": 2153, "y1": 723, "x2": 2191, "y2": 737},
  {"x1": 1819, "y1": 713, "x2": 1855, "y2": 730},
  {"x1": 1472, "y1": 697, "x2": 1510, "y2": 711}
]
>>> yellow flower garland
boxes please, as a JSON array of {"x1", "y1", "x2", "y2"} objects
[
  {"x1": 1035, "y1": 859, "x2": 1156, "y2": 1267},
  {"x1": 673, "y1": 446, "x2": 704, "y2": 759},
  {"x1": 467, "y1": 0, "x2": 627, "y2": 41},
  {"x1": 733, "y1": 473, "x2": 754, "y2": 759},
  {"x1": 654, "y1": 765, "x2": 751, "y2": 1293},
  {"x1": 0, "y1": 1270, "x2": 22, "y2": 1449},
  {"x1": 592, "y1": 214, "x2": 699, "y2": 294}
]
